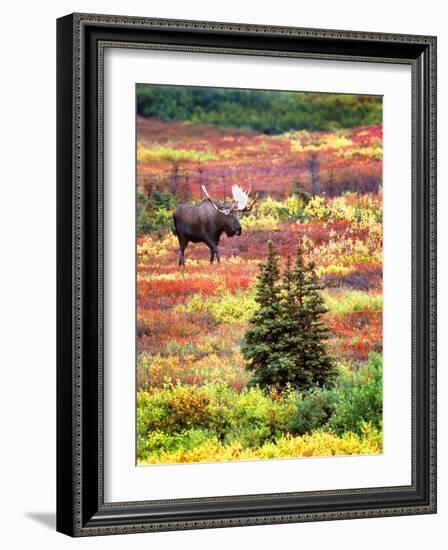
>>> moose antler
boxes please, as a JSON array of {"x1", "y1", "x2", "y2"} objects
[
  {"x1": 202, "y1": 184, "x2": 257, "y2": 215},
  {"x1": 231, "y1": 185, "x2": 258, "y2": 212},
  {"x1": 202, "y1": 185, "x2": 233, "y2": 215}
]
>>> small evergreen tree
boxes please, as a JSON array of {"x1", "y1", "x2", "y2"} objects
[
  {"x1": 242, "y1": 240, "x2": 337, "y2": 391},
  {"x1": 289, "y1": 244, "x2": 337, "y2": 389},
  {"x1": 241, "y1": 241, "x2": 293, "y2": 389}
]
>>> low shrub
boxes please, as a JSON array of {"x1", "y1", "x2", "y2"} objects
[
  {"x1": 239, "y1": 195, "x2": 306, "y2": 231},
  {"x1": 137, "y1": 350, "x2": 250, "y2": 390},
  {"x1": 137, "y1": 143, "x2": 216, "y2": 164},
  {"x1": 175, "y1": 287, "x2": 257, "y2": 323},
  {"x1": 304, "y1": 194, "x2": 382, "y2": 228},
  {"x1": 137, "y1": 383, "x2": 296, "y2": 453},
  {"x1": 138, "y1": 423, "x2": 382, "y2": 464},
  {"x1": 137, "y1": 428, "x2": 215, "y2": 458},
  {"x1": 136, "y1": 354, "x2": 383, "y2": 463},
  {"x1": 240, "y1": 215, "x2": 279, "y2": 232},
  {"x1": 288, "y1": 389, "x2": 337, "y2": 436},
  {"x1": 329, "y1": 352, "x2": 383, "y2": 434},
  {"x1": 287, "y1": 353, "x2": 382, "y2": 436},
  {"x1": 323, "y1": 290, "x2": 382, "y2": 315},
  {"x1": 136, "y1": 189, "x2": 178, "y2": 234},
  {"x1": 137, "y1": 233, "x2": 178, "y2": 262}
]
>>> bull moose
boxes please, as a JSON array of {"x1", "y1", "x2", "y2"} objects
[{"x1": 173, "y1": 185, "x2": 257, "y2": 265}]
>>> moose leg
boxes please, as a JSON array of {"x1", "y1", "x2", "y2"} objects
[
  {"x1": 207, "y1": 244, "x2": 219, "y2": 264},
  {"x1": 177, "y1": 236, "x2": 188, "y2": 266},
  {"x1": 203, "y1": 236, "x2": 219, "y2": 264}
]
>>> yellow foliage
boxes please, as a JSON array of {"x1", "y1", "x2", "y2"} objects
[
  {"x1": 322, "y1": 290, "x2": 382, "y2": 314},
  {"x1": 175, "y1": 287, "x2": 257, "y2": 323},
  {"x1": 137, "y1": 142, "x2": 216, "y2": 163},
  {"x1": 315, "y1": 264, "x2": 352, "y2": 277},
  {"x1": 138, "y1": 426, "x2": 382, "y2": 464},
  {"x1": 137, "y1": 234, "x2": 177, "y2": 261},
  {"x1": 340, "y1": 145, "x2": 382, "y2": 161},
  {"x1": 137, "y1": 349, "x2": 249, "y2": 389},
  {"x1": 240, "y1": 215, "x2": 279, "y2": 231},
  {"x1": 303, "y1": 196, "x2": 327, "y2": 220},
  {"x1": 304, "y1": 194, "x2": 382, "y2": 230},
  {"x1": 286, "y1": 129, "x2": 382, "y2": 161},
  {"x1": 307, "y1": 234, "x2": 381, "y2": 267}
]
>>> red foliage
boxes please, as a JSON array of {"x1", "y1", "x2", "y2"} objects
[
  {"x1": 326, "y1": 310, "x2": 382, "y2": 362},
  {"x1": 135, "y1": 119, "x2": 383, "y2": 367},
  {"x1": 137, "y1": 118, "x2": 382, "y2": 199},
  {"x1": 138, "y1": 278, "x2": 220, "y2": 299}
]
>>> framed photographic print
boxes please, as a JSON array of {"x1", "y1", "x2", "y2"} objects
[{"x1": 56, "y1": 13, "x2": 437, "y2": 537}]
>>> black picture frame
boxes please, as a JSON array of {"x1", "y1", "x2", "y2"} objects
[{"x1": 57, "y1": 13, "x2": 437, "y2": 537}]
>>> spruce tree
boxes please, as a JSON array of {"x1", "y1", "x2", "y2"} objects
[
  {"x1": 291, "y1": 245, "x2": 337, "y2": 389},
  {"x1": 241, "y1": 241, "x2": 292, "y2": 389},
  {"x1": 279, "y1": 244, "x2": 313, "y2": 389},
  {"x1": 242, "y1": 240, "x2": 337, "y2": 391}
]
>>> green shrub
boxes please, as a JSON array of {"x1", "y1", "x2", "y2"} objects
[
  {"x1": 137, "y1": 383, "x2": 296, "y2": 455},
  {"x1": 329, "y1": 353, "x2": 382, "y2": 435},
  {"x1": 137, "y1": 428, "x2": 216, "y2": 458},
  {"x1": 287, "y1": 353, "x2": 382, "y2": 437},
  {"x1": 136, "y1": 354, "x2": 383, "y2": 463},
  {"x1": 288, "y1": 389, "x2": 337, "y2": 435},
  {"x1": 136, "y1": 189, "x2": 177, "y2": 234},
  {"x1": 226, "y1": 387, "x2": 295, "y2": 446},
  {"x1": 136, "y1": 191, "x2": 154, "y2": 234}
]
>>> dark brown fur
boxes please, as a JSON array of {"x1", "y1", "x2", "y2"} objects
[{"x1": 173, "y1": 200, "x2": 242, "y2": 265}]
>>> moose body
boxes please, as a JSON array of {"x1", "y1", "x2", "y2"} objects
[{"x1": 173, "y1": 185, "x2": 257, "y2": 266}]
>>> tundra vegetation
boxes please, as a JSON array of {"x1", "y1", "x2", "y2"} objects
[{"x1": 136, "y1": 85, "x2": 383, "y2": 464}]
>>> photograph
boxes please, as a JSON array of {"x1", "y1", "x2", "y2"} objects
[{"x1": 135, "y1": 84, "x2": 384, "y2": 466}]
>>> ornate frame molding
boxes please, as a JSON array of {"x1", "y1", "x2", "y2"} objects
[{"x1": 57, "y1": 13, "x2": 437, "y2": 537}]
